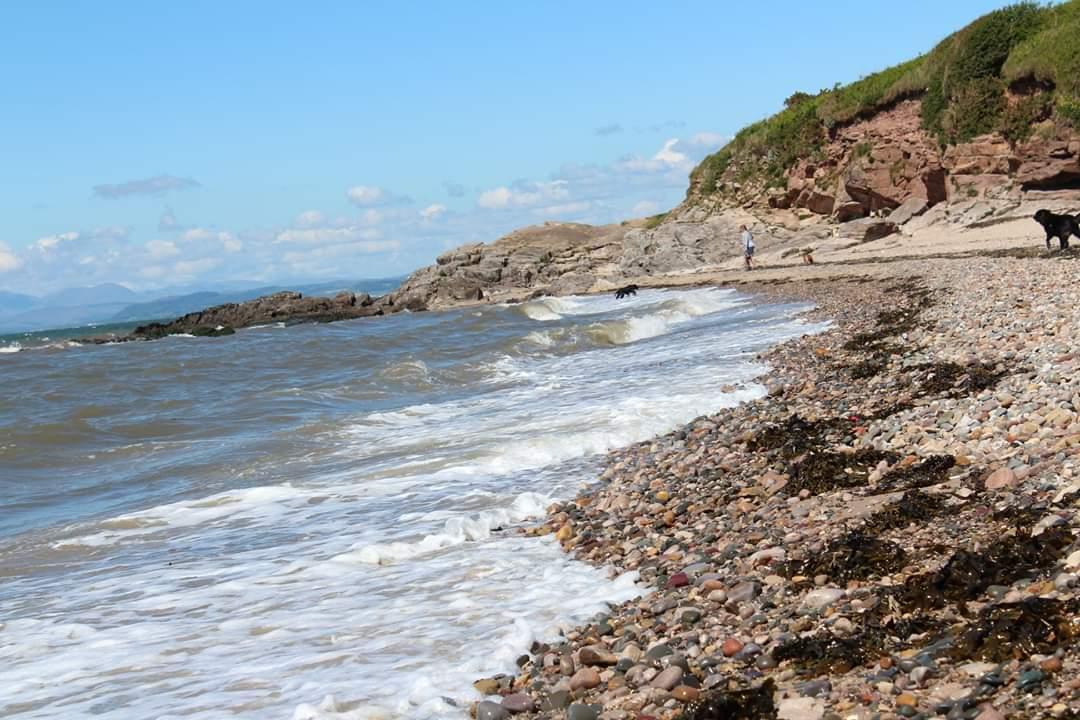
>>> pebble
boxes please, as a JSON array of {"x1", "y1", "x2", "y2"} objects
[
  {"x1": 500, "y1": 694, "x2": 534, "y2": 714},
  {"x1": 802, "y1": 588, "x2": 845, "y2": 610},
  {"x1": 984, "y1": 467, "x2": 1018, "y2": 490},
  {"x1": 565, "y1": 703, "x2": 600, "y2": 720},
  {"x1": 476, "y1": 700, "x2": 510, "y2": 720},
  {"x1": 671, "y1": 685, "x2": 700, "y2": 703},
  {"x1": 650, "y1": 666, "x2": 683, "y2": 691},
  {"x1": 466, "y1": 262, "x2": 1080, "y2": 720},
  {"x1": 579, "y1": 646, "x2": 617, "y2": 667},
  {"x1": 570, "y1": 667, "x2": 601, "y2": 691}
]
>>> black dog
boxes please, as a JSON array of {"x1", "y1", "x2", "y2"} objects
[
  {"x1": 614, "y1": 284, "x2": 639, "y2": 299},
  {"x1": 1034, "y1": 209, "x2": 1080, "y2": 250}
]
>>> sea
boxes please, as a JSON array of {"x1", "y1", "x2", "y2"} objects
[{"x1": 0, "y1": 286, "x2": 825, "y2": 719}]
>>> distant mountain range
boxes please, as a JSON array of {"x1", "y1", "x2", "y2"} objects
[{"x1": 0, "y1": 277, "x2": 405, "y2": 333}]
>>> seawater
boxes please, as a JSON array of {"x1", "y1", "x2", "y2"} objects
[{"x1": 0, "y1": 287, "x2": 826, "y2": 719}]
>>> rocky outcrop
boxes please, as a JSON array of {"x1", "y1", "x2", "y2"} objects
[
  {"x1": 1014, "y1": 136, "x2": 1080, "y2": 190},
  {"x1": 388, "y1": 221, "x2": 630, "y2": 309},
  {"x1": 715, "y1": 97, "x2": 1080, "y2": 225},
  {"x1": 619, "y1": 212, "x2": 749, "y2": 276},
  {"x1": 834, "y1": 218, "x2": 899, "y2": 243},
  {"x1": 126, "y1": 290, "x2": 386, "y2": 340},
  {"x1": 776, "y1": 100, "x2": 948, "y2": 221}
]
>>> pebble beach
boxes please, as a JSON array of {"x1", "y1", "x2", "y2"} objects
[{"x1": 471, "y1": 253, "x2": 1080, "y2": 720}]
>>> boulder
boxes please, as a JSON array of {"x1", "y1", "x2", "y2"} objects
[
  {"x1": 804, "y1": 190, "x2": 836, "y2": 215},
  {"x1": 836, "y1": 218, "x2": 899, "y2": 243},
  {"x1": 548, "y1": 272, "x2": 596, "y2": 296},
  {"x1": 887, "y1": 197, "x2": 929, "y2": 225}
]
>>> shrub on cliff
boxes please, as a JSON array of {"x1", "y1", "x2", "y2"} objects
[{"x1": 688, "y1": 0, "x2": 1080, "y2": 205}]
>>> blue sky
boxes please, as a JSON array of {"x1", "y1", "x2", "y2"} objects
[{"x1": 0, "y1": 0, "x2": 1010, "y2": 295}]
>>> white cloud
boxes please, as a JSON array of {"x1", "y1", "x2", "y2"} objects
[
  {"x1": 477, "y1": 187, "x2": 513, "y2": 209},
  {"x1": 616, "y1": 138, "x2": 693, "y2": 174},
  {"x1": 180, "y1": 228, "x2": 213, "y2": 242},
  {"x1": 179, "y1": 227, "x2": 241, "y2": 251},
  {"x1": 282, "y1": 239, "x2": 401, "y2": 265},
  {"x1": 631, "y1": 200, "x2": 660, "y2": 216},
  {"x1": 139, "y1": 265, "x2": 166, "y2": 279},
  {"x1": 35, "y1": 231, "x2": 79, "y2": 252},
  {"x1": 531, "y1": 201, "x2": 592, "y2": 217},
  {"x1": 420, "y1": 204, "x2": 447, "y2": 221},
  {"x1": 296, "y1": 210, "x2": 325, "y2": 226},
  {"x1": 90, "y1": 225, "x2": 131, "y2": 241},
  {"x1": 93, "y1": 174, "x2": 200, "y2": 199},
  {"x1": 347, "y1": 185, "x2": 385, "y2": 206},
  {"x1": 174, "y1": 258, "x2": 222, "y2": 276},
  {"x1": 221, "y1": 232, "x2": 242, "y2": 252},
  {"x1": 159, "y1": 207, "x2": 181, "y2": 233},
  {"x1": 146, "y1": 239, "x2": 180, "y2": 258},
  {"x1": 689, "y1": 132, "x2": 727, "y2": 147},
  {"x1": 346, "y1": 185, "x2": 411, "y2": 208},
  {"x1": 477, "y1": 180, "x2": 569, "y2": 210},
  {"x1": 275, "y1": 226, "x2": 382, "y2": 245},
  {"x1": 0, "y1": 243, "x2": 22, "y2": 272},
  {"x1": 655, "y1": 139, "x2": 689, "y2": 166}
]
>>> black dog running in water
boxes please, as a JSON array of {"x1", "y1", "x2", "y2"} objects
[
  {"x1": 614, "y1": 284, "x2": 639, "y2": 299},
  {"x1": 1034, "y1": 209, "x2": 1080, "y2": 250}
]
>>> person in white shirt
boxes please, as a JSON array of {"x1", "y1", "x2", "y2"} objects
[{"x1": 740, "y1": 225, "x2": 755, "y2": 270}]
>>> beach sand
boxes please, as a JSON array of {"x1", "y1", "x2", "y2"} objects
[{"x1": 467, "y1": 216, "x2": 1080, "y2": 719}]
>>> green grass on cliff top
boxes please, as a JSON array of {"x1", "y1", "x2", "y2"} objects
[{"x1": 692, "y1": 1, "x2": 1080, "y2": 196}]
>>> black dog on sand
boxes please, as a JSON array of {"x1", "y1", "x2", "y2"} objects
[
  {"x1": 614, "y1": 284, "x2": 639, "y2": 299},
  {"x1": 1034, "y1": 209, "x2": 1080, "y2": 250}
]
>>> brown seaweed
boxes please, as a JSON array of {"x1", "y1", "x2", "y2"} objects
[
  {"x1": 678, "y1": 679, "x2": 777, "y2": 720},
  {"x1": 893, "y1": 526, "x2": 1073, "y2": 610}
]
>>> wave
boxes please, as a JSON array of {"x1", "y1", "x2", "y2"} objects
[
  {"x1": 54, "y1": 484, "x2": 308, "y2": 548},
  {"x1": 518, "y1": 298, "x2": 564, "y2": 321},
  {"x1": 584, "y1": 295, "x2": 740, "y2": 346},
  {"x1": 375, "y1": 358, "x2": 435, "y2": 389},
  {"x1": 338, "y1": 491, "x2": 552, "y2": 565},
  {"x1": 0, "y1": 343, "x2": 21, "y2": 354}
]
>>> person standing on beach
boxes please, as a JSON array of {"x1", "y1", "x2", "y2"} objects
[{"x1": 740, "y1": 225, "x2": 755, "y2": 270}]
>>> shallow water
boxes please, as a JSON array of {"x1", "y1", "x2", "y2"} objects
[{"x1": 0, "y1": 287, "x2": 825, "y2": 719}]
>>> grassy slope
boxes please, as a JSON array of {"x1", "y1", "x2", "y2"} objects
[{"x1": 691, "y1": 1, "x2": 1080, "y2": 201}]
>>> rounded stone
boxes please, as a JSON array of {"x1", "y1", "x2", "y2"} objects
[
  {"x1": 500, "y1": 693, "x2": 534, "y2": 714},
  {"x1": 566, "y1": 703, "x2": 601, "y2": 720},
  {"x1": 671, "y1": 685, "x2": 701, "y2": 703},
  {"x1": 650, "y1": 665, "x2": 684, "y2": 691},
  {"x1": 569, "y1": 666, "x2": 601, "y2": 691},
  {"x1": 476, "y1": 700, "x2": 510, "y2": 720}
]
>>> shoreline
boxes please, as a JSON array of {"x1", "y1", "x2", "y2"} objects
[{"x1": 470, "y1": 256, "x2": 1080, "y2": 720}]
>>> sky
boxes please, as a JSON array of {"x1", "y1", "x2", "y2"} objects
[{"x1": 0, "y1": 0, "x2": 1012, "y2": 296}]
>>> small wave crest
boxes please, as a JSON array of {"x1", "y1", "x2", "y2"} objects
[
  {"x1": 54, "y1": 484, "x2": 308, "y2": 548},
  {"x1": 516, "y1": 295, "x2": 589, "y2": 322},
  {"x1": 584, "y1": 295, "x2": 740, "y2": 345},
  {"x1": 338, "y1": 491, "x2": 551, "y2": 565},
  {"x1": 0, "y1": 342, "x2": 21, "y2": 354},
  {"x1": 376, "y1": 358, "x2": 435, "y2": 389}
]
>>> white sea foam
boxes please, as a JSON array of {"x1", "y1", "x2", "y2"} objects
[
  {"x1": 0, "y1": 342, "x2": 21, "y2": 353},
  {"x1": 343, "y1": 492, "x2": 551, "y2": 565},
  {"x1": 54, "y1": 484, "x2": 309, "y2": 548},
  {"x1": 1, "y1": 286, "x2": 825, "y2": 720}
]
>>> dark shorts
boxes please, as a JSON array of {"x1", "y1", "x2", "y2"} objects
[{"x1": 744, "y1": 247, "x2": 754, "y2": 257}]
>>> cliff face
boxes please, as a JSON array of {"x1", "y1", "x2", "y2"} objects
[
  {"x1": 695, "y1": 97, "x2": 1080, "y2": 223},
  {"x1": 685, "y1": 1, "x2": 1080, "y2": 222}
]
